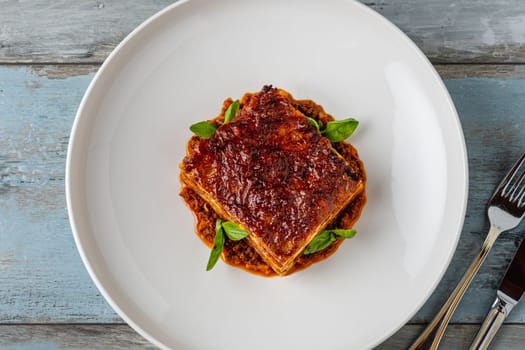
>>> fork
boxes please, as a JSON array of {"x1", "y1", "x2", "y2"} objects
[{"x1": 409, "y1": 151, "x2": 525, "y2": 350}]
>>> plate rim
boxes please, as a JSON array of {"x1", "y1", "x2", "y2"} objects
[
  {"x1": 65, "y1": 0, "x2": 469, "y2": 349},
  {"x1": 66, "y1": 1, "x2": 193, "y2": 349}
]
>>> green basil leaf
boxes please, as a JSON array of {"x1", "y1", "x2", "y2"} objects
[
  {"x1": 324, "y1": 229, "x2": 357, "y2": 239},
  {"x1": 222, "y1": 221, "x2": 248, "y2": 241},
  {"x1": 303, "y1": 228, "x2": 357, "y2": 255},
  {"x1": 206, "y1": 219, "x2": 225, "y2": 271},
  {"x1": 323, "y1": 118, "x2": 358, "y2": 143},
  {"x1": 224, "y1": 99, "x2": 240, "y2": 123},
  {"x1": 306, "y1": 116, "x2": 320, "y2": 132},
  {"x1": 190, "y1": 121, "x2": 217, "y2": 139},
  {"x1": 303, "y1": 230, "x2": 337, "y2": 255}
]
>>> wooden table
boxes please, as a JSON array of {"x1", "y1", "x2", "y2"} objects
[{"x1": 1, "y1": 1, "x2": 524, "y2": 349}]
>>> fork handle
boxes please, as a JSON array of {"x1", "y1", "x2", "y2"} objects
[{"x1": 409, "y1": 226, "x2": 501, "y2": 350}]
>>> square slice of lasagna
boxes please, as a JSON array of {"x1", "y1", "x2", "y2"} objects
[{"x1": 181, "y1": 86, "x2": 364, "y2": 275}]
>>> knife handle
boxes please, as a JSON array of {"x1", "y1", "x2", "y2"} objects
[{"x1": 469, "y1": 291, "x2": 517, "y2": 350}]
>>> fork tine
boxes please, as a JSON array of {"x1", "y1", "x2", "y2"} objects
[
  {"x1": 498, "y1": 152, "x2": 525, "y2": 197},
  {"x1": 510, "y1": 170, "x2": 525, "y2": 201},
  {"x1": 519, "y1": 187, "x2": 525, "y2": 207}
]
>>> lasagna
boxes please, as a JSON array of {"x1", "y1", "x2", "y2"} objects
[{"x1": 180, "y1": 86, "x2": 366, "y2": 276}]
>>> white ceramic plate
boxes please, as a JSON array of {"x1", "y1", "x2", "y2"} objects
[{"x1": 66, "y1": 0, "x2": 468, "y2": 349}]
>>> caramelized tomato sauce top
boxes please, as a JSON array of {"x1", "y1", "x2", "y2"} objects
[
  {"x1": 182, "y1": 87, "x2": 362, "y2": 265},
  {"x1": 180, "y1": 141, "x2": 366, "y2": 277},
  {"x1": 180, "y1": 87, "x2": 367, "y2": 276}
]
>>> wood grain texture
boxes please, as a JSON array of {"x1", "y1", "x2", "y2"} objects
[
  {"x1": 0, "y1": 66, "x2": 119, "y2": 323},
  {"x1": 0, "y1": 324, "x2": 156, "y2": 350},
  {"x1": 376, "y1": 324, "x2": 525, "y2": 350},
  {"x1": 0, "y1": 0, "x2": 174, "y2": 64},
  {"x1": 436, "y1": 64, "x2": 525, "y2": 79},
  {"x1": 0, "y1": 324, "x2": 523, "y2": 350},
  {"x1": 413, "y1": 76, "x2": 525, "y2": 323},
  {"x1": 365, "y1": 0, "x2": 525, "y2": 63},
  {"x1": 1, "y1": 0, "x2": 525, "y2": 63}
]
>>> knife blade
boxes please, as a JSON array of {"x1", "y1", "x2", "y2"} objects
[
  {"x1": 469, "y1": 237, "x2": 525, "y2": 350},
  {"x1": 499, "y1": 238, "x2": 525, "y2": 301}
]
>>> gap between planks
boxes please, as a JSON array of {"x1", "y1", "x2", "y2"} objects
[{"x1": 1, "y1": 63, "x2": 525, "y2": 80}]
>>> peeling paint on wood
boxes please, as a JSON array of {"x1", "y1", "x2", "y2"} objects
[
  {"x1": 0, "y1": 324, "x2": 523, "y2": 349},
  {"x1": 0, "y1": 66, "x2": 119, "y2": 323},
  {"x1": 0, "y1": 251, "x2": 16, "y2": 271},
  {"x1": 1, "y1": 1, "x2": 525, "y2": 63},
  {"x1": 365, "y1": 0, "x2": 525, "y2": 63},
  {"x1": 0, "y1": 325, "x2": 156, "y2": 350},
  {"x1": 0, "y1": 0, "x2": 175, "y2": 63},
  {"x1": 29, "y1": 65, "x2": 100, "y2": 80},
  {"x1": 413, "y1": 78, "x2": 525, "y2": 323}
]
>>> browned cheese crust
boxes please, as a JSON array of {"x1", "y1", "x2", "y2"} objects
[{"x1": 180, "y1": 86, "x2": 366, "y2": 276}]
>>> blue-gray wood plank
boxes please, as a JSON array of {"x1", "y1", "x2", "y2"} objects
[
  {"x1": 0, "y1": 325, "x2": 157, "y2": 350},
  {"x1": 1, "y1": 0, "x2": 525, "y2": 63},
  {"x1": 1, "y1": 65, "x2": 525, "y2": 327},
  {"x1": 416, "y1": 77, "x2": 525, "y2": 323},
  {"x1": 1, "y1": 324, "x2": 524, "y2": 350},
  {"x1": 0, "y1": 66, "x2": 118, "y2": 322}
]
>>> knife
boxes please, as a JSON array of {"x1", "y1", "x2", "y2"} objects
[{"x1": 469, "y1": 238, "x2": 525, "y2": 350}]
